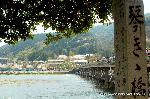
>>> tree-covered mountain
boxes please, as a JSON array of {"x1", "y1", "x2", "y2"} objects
[
  {"x1": 0, "y1": 13, "x2": 150, "y2": 61},
  {"x1": 145, "y1": 13, "x2": 150, "y2": 47},
  {"x1": 0, "y1": 24, "x2": 114, "y2": 61}
]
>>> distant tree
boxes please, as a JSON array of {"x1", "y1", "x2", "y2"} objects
[
  {"x1": 0, "y1": 0, "x2": 112, "y2": 44},
  {"x1": 27, "y1": 51, "x2": 49, "y2": 61},
  {"x1": 69, "y1": 51, "x2": 75, "y2": 56}
]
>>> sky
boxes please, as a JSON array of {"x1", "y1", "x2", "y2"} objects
[
  {"x1": 144, "y1": 0, "x2": 150, "y2": 14},
  {"x1": 0, "y1": 0, "x2": 150, "y2": 46}
]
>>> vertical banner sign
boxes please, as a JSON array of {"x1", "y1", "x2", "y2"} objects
[{"x1": 113, "y1": 0, "x2": 148, "y2": 99}]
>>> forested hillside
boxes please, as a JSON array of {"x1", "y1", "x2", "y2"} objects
[
  {"x1": 0, "y1": 13, "x2": 150, "y2": 61},
  {"x1": 0, "y1": 24, "x2": 114, "y2": 61}
]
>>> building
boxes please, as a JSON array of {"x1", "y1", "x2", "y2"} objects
[
  {"x1": 69, "y1": 55, "x2": 86, "y2": 60},
  {"x1": 57, "y1": 55, "x2": 68, "y2": 60},
  {"x1": 71, "y1": 60, "x2": 88, "y2": 65},
  {"x1": 47, "y1": 59, "x2": 65, "y2": 71}
]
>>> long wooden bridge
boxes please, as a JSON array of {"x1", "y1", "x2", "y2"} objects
[
  {"x1": 75, "y1": 63, "x2": 150, "y2": 73},
  {"x1": 72, "y1": 63, "x2": 150, "y2": 90}
]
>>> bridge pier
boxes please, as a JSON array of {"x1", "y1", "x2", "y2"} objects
[{"x1": 74, "y1": 66, "x2": 115, "y2": 92}]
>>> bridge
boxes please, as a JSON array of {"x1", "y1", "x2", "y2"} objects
[{"x1": 72, "y1": 63, "x2": 150, "y2": 91}]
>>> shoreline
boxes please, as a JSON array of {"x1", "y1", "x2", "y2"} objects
[{"x1": 0, "y1": 71, "x2": 71, "y2": 75}]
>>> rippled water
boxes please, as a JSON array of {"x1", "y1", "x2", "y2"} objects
[{"x1": 0, "y1": 74, "x2": 114, "y2": 99}]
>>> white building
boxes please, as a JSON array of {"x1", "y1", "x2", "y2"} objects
[
  {"x1": 57, "y1": 55, "x2": 68, "y2": 60},
  {"x1": 71, "y1": 60, "x2": 88, "y2": 65},
  {"x1": 69, "y1": 55, "x2": 86, "y2": 60}
]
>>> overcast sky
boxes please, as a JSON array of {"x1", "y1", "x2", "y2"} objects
[{"x1": 144, "y1": 0, "x2": 150, "y2": 13}]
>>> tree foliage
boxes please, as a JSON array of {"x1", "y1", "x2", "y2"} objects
[{"x1": 0, "y1": 0, "x2": 112, "y2": 44}]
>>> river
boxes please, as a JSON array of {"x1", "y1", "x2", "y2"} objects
[{"x1": 0, "y1": 74, "x2": 114, "y2": 99}]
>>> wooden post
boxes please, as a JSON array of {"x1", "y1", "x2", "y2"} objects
[{"x1": 113, "y1": 0, "x2": 148, "y2": 98}]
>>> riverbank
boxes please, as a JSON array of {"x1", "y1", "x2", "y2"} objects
[{"x1": 0, "y1": 71, "x2": 70, "y2": 75}]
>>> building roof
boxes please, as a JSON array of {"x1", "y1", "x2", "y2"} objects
[
  {"x1": 48, "y1": 59, "x2": 64, "y2": 62},
  {"x1": 72, "y1": 60, "x2": 88, "y2": 63},
  {"x1": 57, "y1": 55, "x2": 68, "y2": 59}
]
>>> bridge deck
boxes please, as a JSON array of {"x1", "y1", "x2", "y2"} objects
[{"x1": 80, "y1": 64, "x2": 150, "y2": 71}]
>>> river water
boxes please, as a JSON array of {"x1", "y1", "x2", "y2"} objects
[{"x1": 0, "y1": 74, "x2": 114, "y2": 99}]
